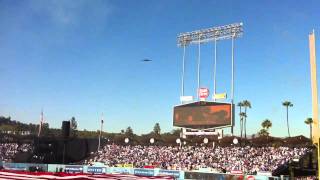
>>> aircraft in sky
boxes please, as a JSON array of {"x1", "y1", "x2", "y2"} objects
[{"x1": 141, "y1": 59, "x2": 152, "y2": 62}]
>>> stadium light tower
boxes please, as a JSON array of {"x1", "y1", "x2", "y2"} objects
[
  {"x1": 178, "y1": 22, "x2": 243, "y2": 103},
  {"x1": 176, "y1": 23, "x2": 243, "y2": 135}
]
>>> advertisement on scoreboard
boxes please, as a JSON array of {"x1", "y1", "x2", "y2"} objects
[{"x1": 173, "y1": 101, "x2": 234, "y2": 128}]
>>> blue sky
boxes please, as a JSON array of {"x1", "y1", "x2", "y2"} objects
[{"x1": 0, "y1": 0, "x2": 319, "y2": 137}]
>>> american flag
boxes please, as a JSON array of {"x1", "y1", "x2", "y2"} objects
[{"x1": 0, "y1": 171, "x2": 174, "y2": 180}]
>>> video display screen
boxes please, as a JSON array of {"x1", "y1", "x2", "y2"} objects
[{"x1": 173, "y1": 101, "x2": 233, "y2": 128}]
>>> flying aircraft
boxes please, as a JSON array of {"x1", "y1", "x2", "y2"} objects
[{"x1": 141, "y1": 59, "x2": 152, "y2": 62}]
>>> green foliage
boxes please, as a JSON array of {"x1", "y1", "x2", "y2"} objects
[
  {"x1": 242, "y1": 100, "x2": 251, "y2": 109},
  {"x1": 0, "y1": 116, "x2": 38, "y2": 134},
  {"x1": 304, "y1": 117, "x2": 313, "y2": 140},
  {"x1": 0, "y1": 124, "x2": 16, "y2": 131},
  {"x1": 259, "y1": 119, "x2": 272, "y2": 136},
  {"x1": 153, "y1": 123, "x2": 161, "y2": 135},
  {"x1": 282, "y1": 100, "x2": 293, "y2": 137},
  {"x1": 282, "y1": 101, "x2": 293, "y2": 107},
  {"x1": 171, "y1": 128, "x2": 181, "y2": 136},
  {"x1": 258, "y1": 128, "x2": 269, "y2": 136},
  {"x1": 125, "y1": 126, "x2": 134, "y2": 138},
  {"x1": 239, "y1": 112, "x2": 246, "y2": 119},
  {"x1": 70, "y1": 117, "x2": 77, "y2": 130},
  {"x1": 304, "y1": 118, "x2": 313, "y2": 125},
  {"x1": 237, "y1": 102, "x2": 244, "y2": 109},
  {"x1": 261, "y1": 119, "x2": 272, "y2": 130},
  {"x1": 70, "y1": 117, "x2": 78, "y2": 137},
  {"x1": 0, "y1": 117, "x2": 239, "y2": 146},
  {"x1": 242, "y1": 100, "x2": 251, "y2": 139}
]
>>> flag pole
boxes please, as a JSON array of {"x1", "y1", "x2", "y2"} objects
[
  {"x1": 37, "y1": 109, "x2": 44, "y2": 137},
  {"x1": 98, "y1": 113, "x2": 104, "y2": 151}
]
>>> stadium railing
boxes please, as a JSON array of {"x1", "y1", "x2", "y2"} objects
[{"x1": 0, "y1": 162, "x2": 289, "y2": 180}]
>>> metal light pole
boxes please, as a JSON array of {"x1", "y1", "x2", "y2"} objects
[
  {"x1": 197, "y1": 36, "x2": 201, "y2": 100},
  {"x1": 181, "y1": 45, "x2": 186, "y2": 98},
  {"x1": 231, "y1": 35, "x2": 235, "y2": 135},
  {"x1": 213, "y1": 39, "x2": 217, "y2": 101}
]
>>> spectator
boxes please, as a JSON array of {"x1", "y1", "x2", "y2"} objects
[
  {"x1": 0, "y1": 143, "x2": 32, "y2": 162},
  {"x1": 87, "y1": 144, "x2": 309, "y2": 174}
]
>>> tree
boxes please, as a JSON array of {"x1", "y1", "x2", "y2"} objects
[
  {"x1": 237, "y1": 102, "x2": 244, "y2": 138},
  {"x1": 260, "y1": 119, "x2": 272, "y2": 137},
  {"x1": 125, "y1": 126, "x2": 134, "y2": 138},
  {"x1": 261, "y1": 119, "x2": 272, "y2": 130},
  {"x1": 171, "y1": 128, "x2": 181, "y2": 136},
  {"x1": 239, "y1": 112, "x2": 246, "y2": 138},
  {"x1": 70, "y1": 117, "x2": 78, "y2": 137},
  {"x1": 304, "y1": 117, "x2": 313, "y2": 140},
  {"x1": 153, "y1": 123, "x2": 161, "y2": 135},
  {"x1": 258, "y1": 129, "x2": 269, "y2": 137},
  {"x1": 282, "y1": 101, "x2": 293, "y2": 137},
  {"x1": 42, "y1": 123, "x2": 49, "y2": 135},
  {"x1": 242, "y1": 100, "x2": 251, "y2": 139}
]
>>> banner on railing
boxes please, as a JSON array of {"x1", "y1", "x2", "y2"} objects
[
  {"x1": 134, "y1": 168, "x2": 155, "y2": 176},
  {"x1": 157, "y1": 169, "x2": 183, "y2": 179},
  {"x1": 108, "y1": 167, "x2": 134, "y2": 174},
  {"x1": 65, "y1": 165, "x2": 83, "y2": 173},
  {"x1": 87, "y1": 166, "x2": 106, "y2": 174},
  {"x1": 2, "y1": 163, "x2": 48, "y2": 172}
]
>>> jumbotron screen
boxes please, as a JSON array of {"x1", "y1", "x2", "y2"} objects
[{"x1": 173, "y1": 101, "x2": 234, "y2": 128}]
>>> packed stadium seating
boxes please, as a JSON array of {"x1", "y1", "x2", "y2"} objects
[
  {"x1": 0, "y1": 143, "x2": 32, "y2": 162},
  {"x1": 87, "y1": 144, "x2": 309, "y2": 174},
  {"x1": 0, "y1": 141, "x2": 312, "y2": 176}
]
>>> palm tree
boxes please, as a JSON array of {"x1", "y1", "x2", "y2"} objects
[
  {"x1": 261, "y1": 119, "x2": 272, "y2": 135},
  {"x1": 237, "y1": 102, "x2": 244, "y2": 138},
  {"x1": 282, "y1": 101, "x2": 293, "y2": 137},
  {"x1": 258, "y1": 128, "x2": 269, "y2": 137},
  {"x1": 239, "y1": 112, "x2": 246, "y2": 138},
  {"x1": 304, "y1": 118, "x2": 313, "y2": 140},
  {"x1": 242, "y1": 100, "x2": 251, "y2": 139}
]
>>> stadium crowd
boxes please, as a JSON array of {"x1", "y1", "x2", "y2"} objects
[
  {"x1": 0, "y1": 143, "x2": 32, "y2": 162},
  {"x1": 89, "y1": 145, "x2": 309, "y2": 174}
]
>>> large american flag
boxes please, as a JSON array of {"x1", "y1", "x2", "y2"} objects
[{"x1": 0, "y1": 171, "x2": 174, "y2": 180}]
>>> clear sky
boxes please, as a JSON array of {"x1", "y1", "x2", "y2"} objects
[{"x1": 0, "y1": 0, "x2": 319, "y2": 137}]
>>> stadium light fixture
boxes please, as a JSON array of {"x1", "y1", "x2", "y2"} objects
[
  {"x1": 233, "y1": 138, "x2": 238, "y2": 145},
  {"x1": 177, "y1": 22, "x2": 243, "y2": 47}
]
